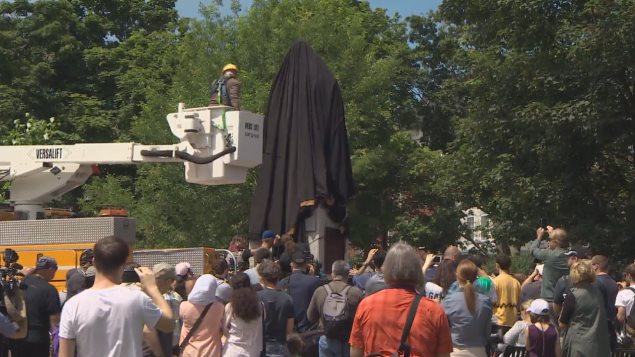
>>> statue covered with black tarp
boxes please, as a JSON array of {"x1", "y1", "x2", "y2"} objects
[{"x1": 248, "y1": 41, "x2": 354, "y2": 240}]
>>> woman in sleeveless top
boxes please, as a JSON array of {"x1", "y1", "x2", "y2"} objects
[{"x1": 525, "y1": 299, "x2": 560, "y2": 357}]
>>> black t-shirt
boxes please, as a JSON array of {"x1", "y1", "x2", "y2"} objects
[
  {"x1": 276, "y1": 271, "x2": 321, "y2": 332},
  {"x1": 257, "y1": 288, "x2": 294, "y2": 343},
  {"x1": 23, "y1": 275, "x2": 61, "y2": 343},
  {"x1": 596, "y1": 274, "x2": 618, "y2": 320}
]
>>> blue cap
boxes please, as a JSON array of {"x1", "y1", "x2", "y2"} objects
[
  {"x1": 36, "y1": 256, "x2": 58, "y2": 270},
  {"x1": 261, "y1": 230, "x2": 275, "y2": 240}
]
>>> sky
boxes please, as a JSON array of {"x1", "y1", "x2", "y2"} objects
[{"x1": 175, "y1": 0, "x2": 443, "y2": 19}]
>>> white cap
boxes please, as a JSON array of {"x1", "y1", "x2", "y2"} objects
[{"x1": 527, "y1": 299, "x2": 550, "y2": 315}]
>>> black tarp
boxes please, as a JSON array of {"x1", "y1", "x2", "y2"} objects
[{"x1": 248, "y1": 41, "x2": 354, "y2": 239}]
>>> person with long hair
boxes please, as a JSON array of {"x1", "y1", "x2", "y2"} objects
[
  {"x1": 441, "y1": 260, "x2": 492, "y2": 357},
  {"x1": 425, "y1": 259, "x2": 457, "y2": 300},
  {"x1": 222, "y1": 272, "x2": 264, "y2": 356}
]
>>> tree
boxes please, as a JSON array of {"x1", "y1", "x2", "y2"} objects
[{"x1": 434, "y1": 0, "x2": 635, "y2": 258}]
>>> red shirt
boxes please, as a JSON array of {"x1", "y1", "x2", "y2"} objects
[{"x1": 349, "y1": 288, "x2": 453, "y2": 357}]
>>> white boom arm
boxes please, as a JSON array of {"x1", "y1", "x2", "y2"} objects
[{"x1": 0, "y1": 103, "x2": 263, "y2": 219}]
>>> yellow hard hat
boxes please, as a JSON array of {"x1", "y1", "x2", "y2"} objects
[{"x1": 223, "y1": 63, "x2": 238, "y2": 73}]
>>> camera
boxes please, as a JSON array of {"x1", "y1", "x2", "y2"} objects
[{"x1": 0, "y1": 249, "x2": 23, "y2": 302}]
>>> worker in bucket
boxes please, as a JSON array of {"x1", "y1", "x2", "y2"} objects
[{"x1": 210, "y1": 63, "x2": 241, "y2": 110}]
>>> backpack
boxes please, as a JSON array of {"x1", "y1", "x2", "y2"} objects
[
  {"x1": 322, "y1": 283, "x2": 351, "y2": 339},
  {"x1": 211, "y1": 76, "x2": 232, "y2": 106}
]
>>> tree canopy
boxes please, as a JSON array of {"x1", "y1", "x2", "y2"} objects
[{"x1": 1, "y1": 0, "x2": 633, "y2": 259}]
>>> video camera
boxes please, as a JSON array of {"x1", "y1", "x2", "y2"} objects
[{"x1": 0, "y1": 249, "x2": 22, "y2": 301}]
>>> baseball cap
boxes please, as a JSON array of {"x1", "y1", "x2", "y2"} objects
[
  {"x1": 153, "y1": 263, "x2": 176, "y2": 280},
  {"x1": 527, "y1": 299, "x2": 550, "y2": 315},
  {"x1": 564, "y1": 246, "x2": 590, "y2": 259},
  {"x1": 36, "y1": 256, "x2": 58, "y2": 270},
  {"x1": 80, "y1": 249, "x2": 94, "y2": 264},
  {"x1": 175, "y1": 262, "x2": 192, "y2": 277},
  {"x1": 291, "y1": 251, "x2": 306, "y2": 264},
  {"x1": 261, "y1": 230, "x2": 275, "y2": 240}
]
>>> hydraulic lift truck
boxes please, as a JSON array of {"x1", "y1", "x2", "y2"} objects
[{"x1": 0, "y1": 104, "x2": 263, "y2": 289}]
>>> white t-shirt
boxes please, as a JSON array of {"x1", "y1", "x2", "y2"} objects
[
  {"x1": 615, "y1": 287, "x2": 635, "y2": 316},
  {"x1": 424, "y1": 282, "x2": 444, "y2": 300},
  {"x1": 60, "y1": 285, "x2": 162, "y2": 357},
  {"x1": 222, "y1": 302, "x2": 263, "y2": 357}
]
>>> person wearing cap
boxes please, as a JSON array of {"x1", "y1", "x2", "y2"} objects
[
  {"x1": 525, "y1": 299, "x2": 561, "y2": 357},
  {"x1": 241, "y1": 230, "x2": 276, "y2": 270},
  {"x1": 210, "y1": 63, "x2": 240, "y2": 110},
  {"x1": 65, "y1": 248, "x2": 94, "y2": 301},
  {"x1": 277, "y1": 250, "x2": 321, "y2": 333},
  {"x1": 552, "y1": 245, "x2": 606, "y2": 317},
  {"x1": 530, "y1": 226, "x2": 569, "y2": 303},
  {"x1": 174, "y1": 262, "x2": 196, "y2": 300},
  {"x1": 307, "y1": 260, "x2": 363, "y2": 357},
  {"x1": 9, "y1": 256, "x2": 61, "y2": 357},
  {"x1": 152, "y1": 263, "x2": 179, "y2": 357},
  {"x1": 59, "y1": 236, "x2": 175, "y2": 357},
  {"x1": 559, "y1": 260, "x2": 611, "y2": 357}
]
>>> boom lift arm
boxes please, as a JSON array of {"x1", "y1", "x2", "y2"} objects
[{"x1": 0, "y1": 104, "x2": 263, "y2": 219}]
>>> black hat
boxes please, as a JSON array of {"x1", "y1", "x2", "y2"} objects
[{"x1": 291, "y1": 251, "x2": 306, "y2": 264}]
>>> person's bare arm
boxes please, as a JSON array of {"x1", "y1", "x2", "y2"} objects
[
  {"x1": 144, "y1": 325, "x2": 164, "y2": 357},
  {"x1": 522, "y1": 269, "x2": 539, "y2": 288},
  {"x1": 618, "y1": 306, "x2": 626, "y2": 323},
  {"x1": 422, "y1": 254, "x2": 436, "y2": 275},
  {"x1": 136, "y1": 267, "x2": 175, "y2": 333},
  {"x1": 59, "y1": 338, "x2": 76, "y2": 357},
  {"x1": 350, "y1": 346, "x2": 364, "y2": 357},
  {"x1": 50, "y1": 313, "x2": 60, "y2": 331},
  {"x1": 286, "y1": 318, "x2": 294, "y2": 336},
  {"x1": 356, "y1": 249, "x2": 378, "y2": 275}
]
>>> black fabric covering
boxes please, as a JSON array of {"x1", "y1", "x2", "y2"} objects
[{"x1": 248, "y1": 41, "x2": 354, "y2": 239}]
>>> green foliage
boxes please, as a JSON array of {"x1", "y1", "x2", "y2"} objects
[{"x1": 1, "y1": 0, "x2": 632, "y2": 260}]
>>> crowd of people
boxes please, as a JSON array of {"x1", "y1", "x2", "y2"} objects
[{"x1": 2, "y1": 226, "x2": 635, "y2": 357}]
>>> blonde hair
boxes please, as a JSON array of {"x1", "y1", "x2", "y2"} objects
[
  {"x1": 456, "y1": 260, "x2": 478, "y2": 314},
  {"x1": 383, "y1": 242, "x2": 424, "y2": 288},
  {"x1": 570, "y1": 260, "x2": 595, "y2": 285}
]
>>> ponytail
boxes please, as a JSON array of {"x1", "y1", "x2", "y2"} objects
[
  {"x1": 463, "y1": 279, "x2": 476, "y2": 314},
  {"x1": 456, "y1": 259, "x2": 479, "y2": 315}
]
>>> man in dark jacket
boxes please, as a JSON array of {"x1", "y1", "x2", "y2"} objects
[{"x1": 210, "y1": 63, "x2": 241, "y2": 110}]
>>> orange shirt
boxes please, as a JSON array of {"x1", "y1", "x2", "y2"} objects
[{"x1": 349, "y1": 288, "x2": 453, "y2": 357}]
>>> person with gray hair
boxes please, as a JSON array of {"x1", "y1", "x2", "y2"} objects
[
  {"x1": 349, "y1": 242, "x2": 452, "y2": 357},
  {"x1": 307, "y1": 260, "x2": 363, "y2": 357}
]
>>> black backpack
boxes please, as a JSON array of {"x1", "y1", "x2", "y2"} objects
[
  {"x1": 322, "y1": 283, "x2": 352, "y2": 339},
  {"x1": 211, "y1": 76, "x2": 232, "y2": 106}
]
